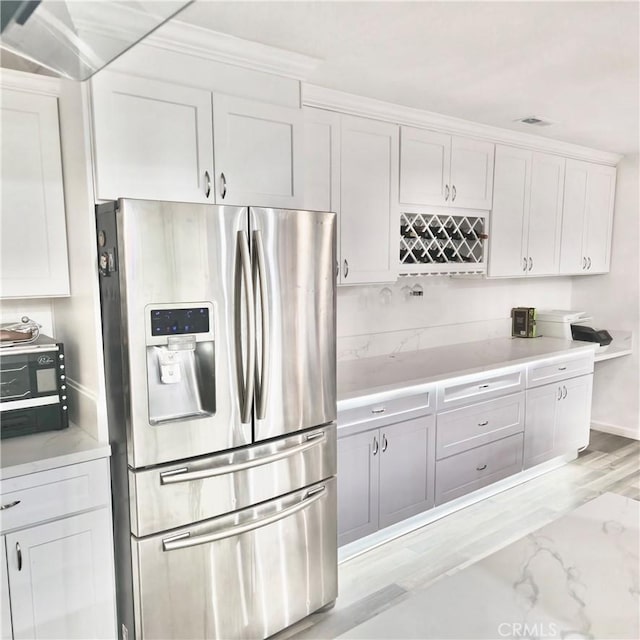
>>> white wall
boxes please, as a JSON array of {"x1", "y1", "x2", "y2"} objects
[
  {"x1": 337, "y1": 276, "x2": 573, "y2": 360},
  {"x1": 571, "y1": 154, "x2": 640, "y2": 439}
]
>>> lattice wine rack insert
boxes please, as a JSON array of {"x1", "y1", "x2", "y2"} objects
[{"x1": 399, "y1": 213, "x2": 487, "y2": 275}]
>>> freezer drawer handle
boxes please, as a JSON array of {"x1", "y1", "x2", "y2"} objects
[
  {"x1": 159, "y1": 431, "x2": 327, "y2": 484},
  {"x1": 161, "y1": 485, "x2": 327, "y2": 551}
]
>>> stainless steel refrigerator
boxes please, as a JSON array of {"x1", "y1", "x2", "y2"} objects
[{"x1": 96, "y1": 199, "x2": 337, "y2": 640}]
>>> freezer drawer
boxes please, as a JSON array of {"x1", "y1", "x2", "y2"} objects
[
  {"x1": 131, "y1": 477, "x2": 337, "y2": 640},
  {"x1": 129, "y1": 424, "x2": 336, "y2": 537}
]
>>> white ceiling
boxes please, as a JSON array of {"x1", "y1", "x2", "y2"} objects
[{"x1": 178, "y1": 0, "x2": 639, "y2": 155}]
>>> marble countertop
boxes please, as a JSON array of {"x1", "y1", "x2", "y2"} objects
[
  {"x1": 338, "y1": 336, "x2": 597, "y2": 405},
  {"x1": 0, "y1": 423, "x2": 111, "y2": 481}
]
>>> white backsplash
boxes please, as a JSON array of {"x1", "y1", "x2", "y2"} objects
[{"x1": 337, "y1": 275, "x2": 573, "y2": 361}]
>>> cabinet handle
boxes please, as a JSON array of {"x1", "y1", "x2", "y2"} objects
[
  {"x1": 476, "y1": 464, "x2": 487, "y2": 471},
  {"x1": 343, "y1": 259, "x2": 349, "y2": 278},
  {"x1": 478, "y1": 384, "x2": 490, "y2": 390},
  {"x1": 583, "y1": 257, "x2": 587, "y2": 270},
  {"x1": 558, "y1": 366, "x2": 567, "y2": 371},
  {"x1": 452, "y1": 185, "x2": 457, "y2": 202},
  {"x1": 522, "y1": 257, "x2": 527, "y2": 272},
  {"x1": 16, "y1": 543, "x2": 22, "y2": 571},
  {"x1": 587, "y1": 257, "x2": 592, "y2": 270},
  {"x1": 220, "y1": 172, "x2": 227, "y2": 199},
  {"x1": 372, "y1": 437, "x2": 379, "y2": 456},
  {"x1": 478, "y1": 420, "x2": 489, "y2": 427},
  {"x1": 204, "y1": 170, "x2": 211, "y2": 198},
  {"x1": 371, "y1": 407, "x2": 386, "y2": 414},
  {"x1": 335, "y1": 260, "x2": 339, "y2": 279},
  {"x1": 382, "y1": 434, "x2": 388, "y2": 452},
  {"x1": 562, "y1": 385, "x2": 567, "y2": 399},
  {"x1": 0, "y1": 500, "x2": 20, "y2": 510},
  {"x1": 445, "y1": 184, "x2": 450, "y2": 201},
  {"x1": 557, "y1": 386, "x2": 562, "y2": 400},
  {"x1": 528, "y1": 257, "x2": 533, "y2": 271}
]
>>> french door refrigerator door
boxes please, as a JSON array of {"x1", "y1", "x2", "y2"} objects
[
  {"x1": 116, "y1": 200, "x2": 252, "y2": 468},
  {"x1": 250, "y1": 207, "x2": 337, "y2": 442},
  {"x1": 132, "y1": 477, "x2": 337, "y2": 640}
]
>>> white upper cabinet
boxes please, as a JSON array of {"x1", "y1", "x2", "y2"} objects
[
  {"x1": 488, "y1": 145, "x2": 564, "y2": 277},
  {"x1": 340, "y1": 115, "x2": 399, "y2": 284},
  {"x1": 212, "y1": 94, "x2": 303, "y2": 208},
  {"x1": 1, "y1": 87, "x2": 70, "y2": 298},
  {"x1": 559, "y1": 160, "x2": 616, "y2": 274},
  {"x1": 91, "y1": 71, "x2": 214, "y2": 204},
  {"x1": 399, "y1": 127, "x2": 494, "y2": 210}
]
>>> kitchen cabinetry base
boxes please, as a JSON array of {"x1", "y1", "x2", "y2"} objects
[{"x1": 338, "y1": 450, "x2": 577, "y2": 563}]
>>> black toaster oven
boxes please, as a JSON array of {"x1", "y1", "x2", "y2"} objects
[{"x1": 0, "y1": 335, "x2": 68, "y2": 439}]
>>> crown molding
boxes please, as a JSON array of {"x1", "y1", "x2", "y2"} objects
[
  {"x1": 143, "y1": 20, "x2": 322, "y2": 81},
  {"x1": 303, "y1": 84, "x2": 623, "y2": 166},
  {"x1": 0, "y1": 66, "x2": 61, "y2": 95}
]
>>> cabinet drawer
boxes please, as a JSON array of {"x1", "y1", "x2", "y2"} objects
[
  {"x1": 527, "y1": 353, "x2": 594, "y2": 388},
  {"x1": 338, "y1": 386, "x2": 434, "y2": 435},
  {"x1": 437, "y1": 366, "x2": 524, "y2": 411},
  {"x1": 435, "y1": 434, "x2": 523, "y2": 505},
  {"x1": 436, "y1": 392, "x2": 524, "y2": 459},
  {"x1": 0, "y1": 458, "x2": 110, "y2": 534}
]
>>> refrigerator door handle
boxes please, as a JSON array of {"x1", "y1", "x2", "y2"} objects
[
  {"x1": 162, "y1": 485, "x2": 327, "y2": 551},
  {"x1": 236, "y1": 230, "x2": 256, "y2": 424},
  {"x1": 159, "y1": 430, "x2": 326, "y2": 484},
  {"x1": 252, "y1": 229, "x2": 270, "y2": 420}
]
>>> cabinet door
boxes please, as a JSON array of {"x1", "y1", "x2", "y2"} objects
[
  {"x1": 584, "y1": 164, "x2": 616, "y2": 273},
  {"x1": 559, "y1": 160, "x2": 589, "y2": 274},
  {"x1": 524, "y1": 383, "x2": 559, "y2": 469},
  {"x1": 1, "y1": 89, "x2": 70, "y2": 298},
  {"x1": 399, "y1": 127, "x2": 450, "y2": 206},
  {"x1": 556, "y1": 374, "x2": 593, "y2": 453},
  {"x1": 302, "y1": 107, "x2": 340, "y2": 213},
  {"x1": 337, "y1": 430, "x2": 379, "y2": 546},
  {"x1": 449, "y1": 136, "x2": 494, "y2": 210},
  {"x1": 7, "y1": 509, "x2": 116, "y2": 640},
  {"x1": 1, "y1": 536, "x2": 11, "y2": 640},
  {"x1": 526, "y1": 153, "x2": 565, "y2": 276},
  {"x1": 213, "y1": 94, "x2": 303, "y2": 208},
  {"x1": 91, "y1": 71, "x2": 214, "y2": 203},
  {"x1": 379, "y1": 416, "x2": 435, "y2": 528},
  {"x1": 340, "y1": 115, "x2": 399, "y2": 284},
  {"x1": 487, "y1": 145, "x2": 531, "y2": 277}
]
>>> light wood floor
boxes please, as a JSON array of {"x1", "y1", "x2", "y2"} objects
[{"x1": 277, "y1": 430, "x2": 640, "y2": 640}]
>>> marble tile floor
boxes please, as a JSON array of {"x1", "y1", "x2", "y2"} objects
[{"x1": 276, "y1": 430, "x2": 639, "y2": 640}]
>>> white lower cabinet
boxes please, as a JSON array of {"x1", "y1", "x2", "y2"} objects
[
  {"x1": 5, "y1": 510, "x2": 115, "y2": 640},
  {"x1": 524, "y1": 373, "x2": 593, "y2": 469},
  {"x1": 337, "y1": 414, "x2": 435, "y2": 546},
  {"x1": 0, "y1": 458, "x2": 116, "y2": 639}
]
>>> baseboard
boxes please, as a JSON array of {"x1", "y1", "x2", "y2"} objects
[{"x1": 591, "y1": 421, "x2": 640, "y2": 441}]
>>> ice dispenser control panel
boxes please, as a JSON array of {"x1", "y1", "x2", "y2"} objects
[{"x1": 151, "y1": 307, "x2": 210, "y2": 337}]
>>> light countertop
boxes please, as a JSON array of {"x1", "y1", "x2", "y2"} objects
[
  {"x1": 0, "y1": 423, "x2": 111, "y2": 481},
  {"x1": 338, "y1": 336, "x2": 597, "y2": 405}
]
